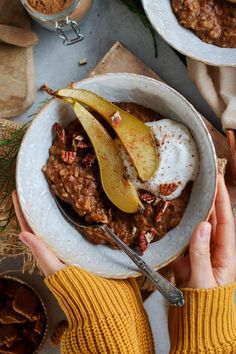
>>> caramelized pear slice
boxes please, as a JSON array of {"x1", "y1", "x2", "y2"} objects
[
  {"x1": 57, "y1": 88, "x2": 158, "y2": 181},
  {"x1": 73, "y1": 102, "x2": 143, "y2": 214}
]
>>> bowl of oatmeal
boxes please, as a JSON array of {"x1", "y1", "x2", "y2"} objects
[
  {"x1": 142, "y1": 0, "x2": 236, "y2": 66},
  {"x1": 16, "y1": 73, "x2": 217, "y2": 278}
]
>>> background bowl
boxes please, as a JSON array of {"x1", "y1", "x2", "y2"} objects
[
  {"x1": 16, "y1": 73, "x2": 217, "y2": 278},
  {"x1": 142, "y1": 0, "x2": 236, "y2": 67},
  {"x1": 0, "y1": 275, "x2": 48, "y2": 353}
]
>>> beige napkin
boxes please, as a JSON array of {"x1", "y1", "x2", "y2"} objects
[{"x1": 187, "y1": 58, "x2": 236, "y2": 131}]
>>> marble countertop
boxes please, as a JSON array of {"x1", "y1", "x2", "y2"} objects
[{"x1": 5, "y1": 1, "x2": 221, "y2": 353}]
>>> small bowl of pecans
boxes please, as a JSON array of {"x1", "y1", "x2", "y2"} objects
[{"x1": 0, "y1": 276, "x2": 47, "y2": 354}]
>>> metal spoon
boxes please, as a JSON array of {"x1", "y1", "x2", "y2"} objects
[{"x1": 53, "y1": 195, "x2": 184, "y2": 307}]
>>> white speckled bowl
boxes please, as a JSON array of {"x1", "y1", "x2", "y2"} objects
[
  {"x1": 16, "y1": 74, "x2": 217, "y2": 278},
  {"x1": 142, "y1": 0, "x2": 236, "y2": 67}
]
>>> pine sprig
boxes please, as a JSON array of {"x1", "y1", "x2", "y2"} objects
[
  {"x1": 0, "y1": 122, "x2": 30, "y2": 232},
  {"x1": 119, "y1": 0, "x2": 157, "y2": 57}
]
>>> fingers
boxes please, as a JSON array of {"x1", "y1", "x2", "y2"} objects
[
  {"x1": 188, "y1": 222, "x2": 217, "y2": 288},
  {"x1": 19, "y1": 232, "x2": 65, "y2": 276},
  {"x1": 208, "y1": 206, "x2": 217, "y2": 249},
  {"x1": 214, "y1": 175, "x2": 235, "y2": 255},
  {"x1": 12, "y1": 191, "x2": 31, "y2": 233}
]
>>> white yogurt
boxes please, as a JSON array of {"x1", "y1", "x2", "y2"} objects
[{"x1": 118, "y1": 119, "x2": 199, "y2": 200}]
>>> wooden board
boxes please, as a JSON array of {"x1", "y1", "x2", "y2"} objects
[
  {"x1": 88, "y1": 42, "x2": 236, "y2": 212},
  {"x1": 0, "y1": 0, "x2": 35, "y2": 119}
]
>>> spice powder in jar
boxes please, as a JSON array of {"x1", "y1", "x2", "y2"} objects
[{"x1": 21, "y1": 0, "x2": 93, "y2": 44}]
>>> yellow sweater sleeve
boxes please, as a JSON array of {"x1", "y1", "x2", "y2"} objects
[
  {"x1": 45, "y1": 266, "x2": 236, "y2": 354},
  {"x1": 45, "y1": 266, "x2": 154, "y2": 354},
  {"x1": 169, "y1": 283, "x2": 236, "y2": 354}
]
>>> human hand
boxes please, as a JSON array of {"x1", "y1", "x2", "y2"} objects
[
  {"x1": 12, "y1": 191, "x2": 65, "y2": 276},
  {"x1": 172, "y1": 174, "x2": 236, "y2": 288}
]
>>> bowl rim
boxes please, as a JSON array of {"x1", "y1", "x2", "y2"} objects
[
  {"x1": 0, "y1": 275, "x2": 48, "y2": 353},
  {"x1": 16, "y1": 73, "x2": 218, "y2": 278},
  {"x1": 141, "y1": 0, "x2": 236, "y2": 67}
]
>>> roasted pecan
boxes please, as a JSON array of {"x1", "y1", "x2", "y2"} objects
[
  {"x1": 61, "y1": 150, "x2": 76, "y2": 165},
  {"x1": 138, "y1": 228, "x2": 157, "y2": 254},
  {"x1": 82, "y1": 153, "x2": 96, "y2": 167},
  {"x1": 110, "y1": 111, "x2": 122, "y2": 126},
  {"x1": 155, "y1": 200, "x2": 170, "y2": 223},
  {"x1": 53, "y1": 123, "x2": 65, "y2": 144},
  {"x1": 77, "y1": 141, "x2": 91, "y2": 148},
  {"x1": 160, "y1": 182, "x2": 179, "y2": 196},
  {"x1": 138, "y1": 230, "x2": 148, "y2": 254},
  {"x1": 72, "y1": 134, "x2": 91, "y2": 150},
  {"x1": 139, "y1": 191, "x2": 156, "y2": 204}
]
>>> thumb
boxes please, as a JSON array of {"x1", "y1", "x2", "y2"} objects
[
  {"x1": 188, "y1": 222, "x2": 217, "y2": 288},
  {"x1": 19, "y1": 232, "x2": 65, "y2": 277}
]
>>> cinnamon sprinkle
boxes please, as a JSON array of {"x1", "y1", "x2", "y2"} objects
[{"x1": 27, "y1": 0, "x2": 73, "y2": 15}]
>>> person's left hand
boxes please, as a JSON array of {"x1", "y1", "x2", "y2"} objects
[{"x1": 12, "y1": 191, "x2": 65, "y2": 276}]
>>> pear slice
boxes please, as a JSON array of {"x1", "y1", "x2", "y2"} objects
[
  {"x1": 57, "y1": 88, "x2": 158, "y2": 182},
  {"x1": 73, "y1": 102, "x2": 143, "y2": 214}
]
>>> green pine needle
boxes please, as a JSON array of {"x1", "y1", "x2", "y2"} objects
[{"x1": 0, "y1": 122, "x2": 30, "y2": 232}]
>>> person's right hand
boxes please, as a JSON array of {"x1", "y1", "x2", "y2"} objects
[
  {"x1": 172, "y1": 174, "x2": 236, "y2": 288},
  {"x1": 12, "y1": 191, "x2": 65, "y2": 276}
]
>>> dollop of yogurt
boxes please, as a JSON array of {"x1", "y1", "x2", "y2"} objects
[{"x1": 118, "y1": 119, "x2": 199, "y2": 200}]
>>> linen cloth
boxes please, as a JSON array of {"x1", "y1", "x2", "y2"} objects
[{"x1": 187, "y1": 58, "x2": 236, "y2": 131}]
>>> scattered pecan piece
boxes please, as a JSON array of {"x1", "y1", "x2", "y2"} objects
[
  {"x1": 82, "y1": 153, "x2": 96, "y2": 167},
  {"x1": 155, "y1": 200, "x2": 170, "y2": 223},
  {"x1": 160, "y1": 182, "x2": 179, "y2": 196},
  {"x1": 139, "y1": 191, "x2": 156, "y2": 204},
  {"x1": 77, "y1": 141, "x2": 91, "y2": 148},
  {"x1": 53, "y1": 123, "x2": 65, "y2": 144},
  {"x1": 110, "y1": 111, "x2": 122, "y2": 126},
  {"x1": 61, "y1": 150, "x2": 76, "y2": 165},
  {"x1": 40, "y1": 84, "x2": 57, "y2": 96},
  {"x1": 72, "y1": 135, "x2": 91, "y2": 150},
  {"x1": 138, "y1": 228, "x2": 157, "y2": 254},
  {"x1": 138, "y1": 230, "x2": 148, "y2": 254}
]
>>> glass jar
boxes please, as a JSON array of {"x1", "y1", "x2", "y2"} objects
[{"x1": 20, "y1": 0, "x2": 93, "y2": 45}]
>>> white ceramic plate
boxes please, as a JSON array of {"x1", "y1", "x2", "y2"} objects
[
  {"x1": 142, "y1": 0, "x2": 236, "y2": 67},
  {"x1": 16, "y1": 73, "x2": 217, "y2": 278}
]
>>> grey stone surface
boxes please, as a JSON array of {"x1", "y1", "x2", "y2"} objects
[{"x1": 5, "y1": 0, "x2": 222, "y2": 353}]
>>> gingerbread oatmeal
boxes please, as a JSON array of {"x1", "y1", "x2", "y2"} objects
[
  {"x1": 172, "y1": 0, "x2": 236, "y2": 48},
  {"x1": 43, "y1": 103, "x2": 193, "y2": 253}
]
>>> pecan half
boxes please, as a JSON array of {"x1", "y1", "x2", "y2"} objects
[
  {"x1": 72, "y1": 135, "x2": 91, "y2": 151},
  {"x1": 138, "y1": 230, "x2": 148, "y2": 254},
  {"x1": 110, "y1": 111, "x2": 122, "y2": 126},
  {"x1": 155, "y1": 200, "x2": 170, "y2": 223},
  {"x1": 138, "y1": 228, "x2": 157, "y2": 254},
  {"x1": 160, "y1": 182, "x2": 179, "y2": 196},
  {"x1": 139, "y1": 191, "x2": 156, "y2": 204},
  {"x1": 61, "y1": 150, "x2": 76, "y2": 165},
  {"x1": 82, "y1": 153, "x2": 96, "y2": 167},
  {"x1": 53, "y1": 123, "x2": 65, "y2": 144}
]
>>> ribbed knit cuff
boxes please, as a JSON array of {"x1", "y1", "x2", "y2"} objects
[
  {"x1": 169, "y1": 283, "x2": 236, "y2": 354},
  {"x1": 45, "y1": 266, "x2": 154, "y2": 354},
  {"x1": 45, "y1": 266, "x2": 143, "y2": 325}
]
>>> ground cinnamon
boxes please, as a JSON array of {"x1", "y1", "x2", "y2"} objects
[{"x1": 27, "y1": 0, "x2": 73, "y2": 15}]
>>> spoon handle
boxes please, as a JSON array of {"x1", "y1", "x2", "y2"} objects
[{"x1": 101, "y1": 225, "x2": 184, "y2": 307}]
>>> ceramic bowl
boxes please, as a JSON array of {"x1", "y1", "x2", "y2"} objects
[
  {"x1": 0, "y1": 275, "x2": 48, "y2": 353},
  {"x1": 16, "y1": 73, "x2": 217, "y2": 278},
  {"x1": 142, "y1": 0, "x2": 236, "y2": 67}
]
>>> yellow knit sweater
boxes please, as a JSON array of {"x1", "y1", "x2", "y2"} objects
[{"x1": 45, "y1": 266, "x2": 236, "y2": 354}]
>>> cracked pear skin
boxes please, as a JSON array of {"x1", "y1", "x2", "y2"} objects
[
  {"x1": 73, "y1": 102, "x2": 143, "y2": 214},
  {"x1": 57, "y1": 88, "x2": 158, "y2": 182}
]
